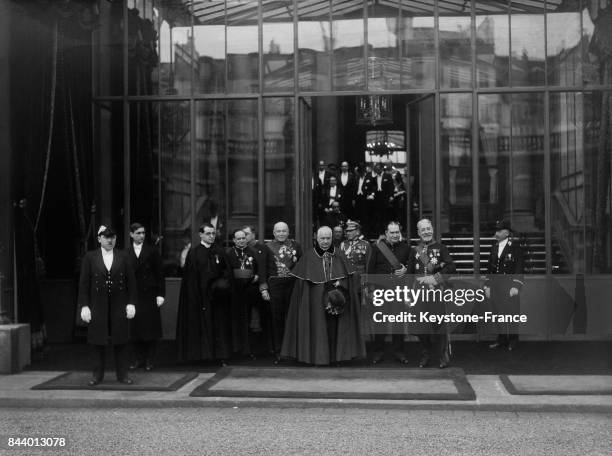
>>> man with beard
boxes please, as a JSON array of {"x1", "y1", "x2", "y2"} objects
[
  {"x1": 126, "y1": 222, "x2": 165, "y2": 371},
  {"x1": 78, "y1": 225, "x2": 137, "y2": 385},
  {"x1": 409, "y1": 218, "x2": 456, "y2": 368},
  {"x1": 366, "y1": 222, "x2": 411, "y2": 364},
  {"x1": 483, "y1": 219, "x2": 525, "y2": 351},
  {"x1": 176, "y1": 223, "x2": 231, "y2": 365},
  {"x1": 266, "y1": 222, "x2": 303, "y2": 363},
  {"x1": 281, "y1": 226, "x2": 365, "y2": 365},
  {"x1": 226, "y1": 229, "x2": 260, "y2": 358}
]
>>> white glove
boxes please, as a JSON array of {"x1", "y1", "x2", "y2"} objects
[
  {"x1": 509, "y1": 287, "x2": 519, "y2": 297},
  {"x1": 156, "y1": 296, "x2": 164, "y2": 307},
  {"x1": 484, "y1": 286, "x2": 490, "y2": 299},
  {"x1": 80, "y1": 306, "x2": 91, "y2": 323},
  {"x1": 126, "y1": 304, "x2": 136, "y2": 319}
]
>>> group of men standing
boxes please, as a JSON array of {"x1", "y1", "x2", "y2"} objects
[
  {"x1": 77, "y1": 215, "x2": 525, "y2": 382},
  {"x1": 314, "y1": 160, "x2": 406, "y2": 236}
]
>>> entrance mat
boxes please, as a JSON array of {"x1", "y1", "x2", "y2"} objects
[
  {"x1": 500, "y1": 375, "x2": 612, "y2": 395},
  {"x1": 190, "y1": 367, "x2": 476, "y2": 400},
  {"x1": 31, "y1": 371, "x2": 199, "y2": 391}
]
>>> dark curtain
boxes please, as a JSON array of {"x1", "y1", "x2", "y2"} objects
[{"x1": 10, "y1": 1, "x2": 97, "y2": 348}]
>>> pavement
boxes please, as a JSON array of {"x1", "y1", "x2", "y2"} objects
[
  {"x1": 2, "y1": 341, "x2": 610, "y2": 413},
  {"x1": 2, "y1": 369, "x2": 612, "y2": 413}
]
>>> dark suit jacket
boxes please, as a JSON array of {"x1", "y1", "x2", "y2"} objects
[
  {"x1": 486, "y1": 239, "x2": 525, "y2": 290},
  {"x1": 126, "y1": 243, "x2": 165, "y2": 341},
  {"x1": 78, "y1": 249, "x2": 138, "y2": 345}
]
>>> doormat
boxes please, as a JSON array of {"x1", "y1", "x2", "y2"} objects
[
  {"x1": 31, "y1": 371, "x2": 199, "y2": 391},
  {"x1": 190, "y1": 367, "x2": 475, "y2": 400},
  {"x1": 500, "y1": 375, "x2": 612, "y2": 395}
]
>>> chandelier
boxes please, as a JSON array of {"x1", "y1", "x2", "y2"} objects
[
  {"x1": 365, "y1": 130, "x2": 402, "y2": 157},
  {"x1": 356, "y1": 57, "x2": 393, "y2": 127}
]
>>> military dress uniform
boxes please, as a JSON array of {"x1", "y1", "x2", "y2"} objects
[
  {"x1": 266, "y1": 238, "x2": 303, "y2": 359},
  {"x1": 408, "y1": 239, "x2": 456, "y2": 368},
  {"x1": 484, "y1": 220, "x2": 525, "y2": 350}
]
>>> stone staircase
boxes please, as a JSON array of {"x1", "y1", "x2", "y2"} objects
[{"x1": 428, "y1": 234, "x2": 570, "y2": 274}]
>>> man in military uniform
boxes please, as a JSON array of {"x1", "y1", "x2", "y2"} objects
[
  {"x1": 409, "y1": 218, "x2": 456, "y2": 368},
  {"x1": 484, "y1": 219, "x2": 525, "y2": 351},
  {"x1": 340, "y1": 220, "x2": 370, "y2": 275},
  {"x1": 366, "y1": 221, "x2": 411, "y2": 364},
  {"x1": 266, "y1": 221, "x2": 303, "y2": 363}
]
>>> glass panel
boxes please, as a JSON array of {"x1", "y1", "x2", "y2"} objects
[
  {"x1": 367, "y1": 3, "x2": 400, "y2": 91},
  {"x1": 128, "y1": 101, "x2": 190, "y2": 276},
  {"x1": 475, "y1": 1, "x2": 509, "y2": 88},
  {"x1": 400, "y1": 4, "x2": 435, "y2": 90},
  {"x1": 439, "y1": 15, "x2": 472, "y2": 89},
  {"x1": 332, "y1": 1, "x2": 365, "y2": 91},
  {"x1": 194, "y1": 1, "x2": 226, "y2": 94},
  {"x1": 94, "y1": 1, "x2": 124, "y2": 95},
  {"x1": 440, "y1": 94, "x2": 473, "y2": 245},
  {"x1": 546, "y1": 1, "x2": 582, "y2": 86},
  {"x1": 583, "y1": 91, "x2": 612, "y2": 273},
  {"x1": 297, "y1": 0, "x2": 331, "y2": 92},
  {"x1": 227, "y1": 0, "x2": 259, "y2": 93},
  {"x1": 550, "y1": 92, "x2": 584, "y2": 274},
  {"x1": 195, "y1": 99, "x2": 259, "y2": 246},
  {"x1": 510, "y1": 1, "x2": 545, "y2": 86},
  {"x1": 582, "y1": 3, "x2": 612, "y2": 87},
  {"x1": 263, "y1": 0, "x2": 295, "y2": 92},
  {"x1": 264, "y1": 97, "x2": 295, "y2": 238},
  {"x1": 157, "y1": 2, "x2": 193, "y2": 95},
  {"x1": 478, "y1": 93, "x2": 545, "y2": 273}
]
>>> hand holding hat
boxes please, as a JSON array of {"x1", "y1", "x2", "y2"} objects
[
  {"x1": 80, "y1": 306, "x2": 91, "y2": 323},
  {"x1": 126, "y1": 304, "x2": 136, "y2": 319}
]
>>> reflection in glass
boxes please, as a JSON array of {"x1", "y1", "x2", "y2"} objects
[
  {"x1": 332, "y1": 5, "x2": 365, "y2": 90},
  {"x1": 129, "y1": 101, "x2": 191, "y2": 276},
  {"x1": 400, "y1": 15, "x2": 435, "y2": 90},
  {"x1": 510, "y1": 12, "x2": 545, "y2": 86},
  {"x1": 264, "y1": 98, "x2": 295, "y2": 237},
  {"x1": 158, "y1": 5, "x2": 193, "y2": 96},
  {"x1": 546, "y1": 8, "x2": 582, "y2": 86},
  {"x1": 195, "y1": 99, "x2": 259, "y2": 245},
  {"x1": 263, "y1": 0, "x2": 294, "y2": 92},
  {"x1": 550, "y1": 92, "x2": 584, "y2": 274},
  {"x1": 367, "y1": 5, "x2": 400, "y2": 91},
  {"x1": 440, "y1": 94, "x2": 472, "y2": 237},
  {"x1": 298, "y1": 16, "x2": 331, "y2": 92},
  {"x1": 227, "y1": 1, "x2": 259, "y2": 93},
  {"x1": 194, "y1": 0, "x2": 226, "y2": 94},
  {"x1": 439, "y1": 16, "x2": 472, "y2": 89},
  {"x1": 475, "y1": 9, "x2": 509, "y2": 88},
  {"x1": 582, "y1": 6, "x2": 612, "y2": 87}
]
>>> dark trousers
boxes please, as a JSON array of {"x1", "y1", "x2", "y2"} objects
[
  {"x1": 418, "y1": 329, "x2": 449, "y2": 363},
  {"x1": 326, "y1": 313, "x2": 339, "y2": 364},
  {"x1": 131, "y1": 340, "x2": 157, "y2": 366},
  {"x1": 268, "y1": 277, "x2": 295, "y2": 354},
  {"x1": 92, "y1": 343, "x2": 129, "y2": 381},
  {"x1": 372, "y1": 334, "x2": 406, "y2": 360}
]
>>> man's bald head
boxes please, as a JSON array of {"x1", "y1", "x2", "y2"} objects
[
  {"x1": 316, "y1": 226, "x2": 333, "y2": 250},
  {"x1": 273, "y1": 221, "x2": 290, "y2": 242}
]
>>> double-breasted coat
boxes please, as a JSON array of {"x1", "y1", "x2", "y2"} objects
[
  {"x1": 126, "y1": 244, "x2": 166, "y2": 341},
  {"x1": 78, "y1": 249, "x2": 138, "y2": 346}
]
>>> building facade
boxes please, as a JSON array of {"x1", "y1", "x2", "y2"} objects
[{"x1": 1, "y1": 0, "x2": 611, "y2": 342}]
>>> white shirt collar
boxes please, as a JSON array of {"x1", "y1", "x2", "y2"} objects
[
  {"x1": 497, "y1": 238, "x2": 509, "y2": 257},
  {"x1": 133, "y1": 243, "x2": 143, "y2": 257},
  {"x1": 201, "y1": 241, "x2": 212, "y2": 248},
  {"x1": 101, "y1": 248, "x2": 113, "y2": 270}
]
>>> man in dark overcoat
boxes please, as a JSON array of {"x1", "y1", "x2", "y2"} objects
[
  {"x1": 126, "y1": 222, "x2": 165, "y2": 371},
  {"x1": 176, "y1": 223, "x2": 231, "y2": 365},
  {"x1": 78, "y1": 225, "x2": 138, "y2": 385},
  {"x1": 483, "y1": 219, "x2": 525, "y2": 351}
]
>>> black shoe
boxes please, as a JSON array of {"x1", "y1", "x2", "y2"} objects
[
  {"x1": 129, "y1": 361, "x2": 143, "y2": 370},
  {"x1": 439, "y1": 360, "x2": 448, "y2": 369},
  {"x1": 117, "y1": 377, "x2": 133, "y2": 385},
  {"x1": 418, "y1": 355, "x2": 430, "y2": 368},
  {"x1": 488, "y1": 342, "x2": 505, "y2": 349},
  {"x1": 372, "y1": 353, "x2": 384, "y2": 365},
  {"x1": 88, "y1": 378, "x2": 102, "y2": 386},
  {"x1": 144, "y1": 363, "x2": 153, "y2": 371},
  {"x1": 507, "y1": 341, "x2": 518, "y2": 351},
  {"x1": 220, "y1": 360, "x2": 228, "y2": 367},
  {"x1": 397, "y1": 356, "x2": 409, "y2": 365}
]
